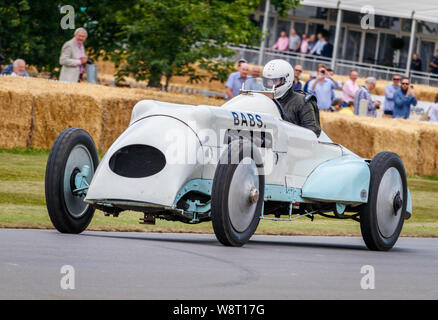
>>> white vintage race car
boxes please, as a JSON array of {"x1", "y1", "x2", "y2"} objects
[{"x1": 45, "y1": 88, "x2": 412, "y2": 251}]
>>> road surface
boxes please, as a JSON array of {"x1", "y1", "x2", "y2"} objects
[{"x1": 0, "y1": 229, "x2": 437, "y2": 299}]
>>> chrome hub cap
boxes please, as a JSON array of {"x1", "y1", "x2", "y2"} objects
[
  {"x1": 63, "y1": 145, "x2": 94, "y2": 218},
  {"x1": 228, "y1": 158, "x2": 259, "y2": 233},
  {"x1": 376, "y1": 167, "x2": 403, "y2": 238}
]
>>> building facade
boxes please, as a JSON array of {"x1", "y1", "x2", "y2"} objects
[{"x1": 253, "y1": 4, "x2": 438, "y2": 72}]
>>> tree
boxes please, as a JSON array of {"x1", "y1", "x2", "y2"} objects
[
  {"x1": 0, "y1": 0, "x2": 134, "y2": 74},
  {"x1": 0, "y1": 0, "x2": 300, "y2": 85},
  {"x1": 110, "y1": 0, "x2": 300, "y2": 88},
  {"x1": 0, "y1": 0, "x2": 68, "y2": 73}
]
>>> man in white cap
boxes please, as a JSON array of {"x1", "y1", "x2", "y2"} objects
[{"x1": 262, "y1": 59, "x2": 321, "y2": 136}]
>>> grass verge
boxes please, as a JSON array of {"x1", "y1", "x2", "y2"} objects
[{"x1": 0, "y1": 148, "x2": 437, "y2": 237}]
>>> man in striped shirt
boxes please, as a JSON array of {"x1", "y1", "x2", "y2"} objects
[{"x1": 353, "y1": 77, "x2": 381, "y2": 117}]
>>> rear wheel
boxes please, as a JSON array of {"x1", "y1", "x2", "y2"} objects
[
  {"x1": 211, "y1": 140, "x2": 264, "y2": 247},
  {"x1": 360, "y1": 152, "x2": 407, "y2": 251},
  {"x1": 45, "y1": 128, "x2": 99, "y2": 234}
]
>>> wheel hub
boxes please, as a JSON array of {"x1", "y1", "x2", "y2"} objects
[
  {"x1": 376, "y1": 167, "x2": 404, "y2": 238},
  {"x1": 228, "y1": 158, "x2": 260, "y2": 233},
  {"x1": 393, "y1": 191, "x2": 403, "y2": 215},
  {"x1": 248, "y1": 188, "x2": 259, "y2": 204}
]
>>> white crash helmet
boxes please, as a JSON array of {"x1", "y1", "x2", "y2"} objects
[{"x1": 262, "y1": 59, "x2": 294, "y2": 99}]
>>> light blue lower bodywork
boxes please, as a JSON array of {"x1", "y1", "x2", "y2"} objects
[
  {"x1": 173, "y1": 154, "x2": 413, "y2": 219},
  {"x1": 301, "y1": 155, "x2": 370, "y2": 204}
]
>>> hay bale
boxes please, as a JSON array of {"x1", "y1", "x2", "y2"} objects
[
  {"x1": 417, "y1": 124, "x2": 438, "y2": 175},
  {"x1": 100, "y1": 97, "x2": 137, "y2": 151},
  {"x1": 0, "y1": 89, "x2": 34, "y2": 148},
  {"x1": 321, "y1": 113, "x2": 421, "y2": 174},
  {"x1": 31, "y1": 93, "x2": 103, "y2": 150}
]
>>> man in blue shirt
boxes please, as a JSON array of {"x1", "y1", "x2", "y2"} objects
[
  {"x1": 393, "y1": 77, "x2": 417, "y2": 119},
  {"x1": 383, "y1": 75, "x2": 400, "y2": 117},
  {"x1": 308, "y1": 64, "x2": 341, "y2": 110},
  {"x1": 225, "y1": 62, "x2": 251, "y2": 100}
]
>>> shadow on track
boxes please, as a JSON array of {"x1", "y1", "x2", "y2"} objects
[{"x1": 77, "y1": 231, "x2": 408, "y2": 252}]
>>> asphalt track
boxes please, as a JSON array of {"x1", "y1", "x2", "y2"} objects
[{"x1": 0, "y1": 229, "x2": 437, "y2": 299}]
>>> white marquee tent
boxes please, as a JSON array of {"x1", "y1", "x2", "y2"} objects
[{"x1": 302, "y1": 0, "x2": 438, "y2": 24}]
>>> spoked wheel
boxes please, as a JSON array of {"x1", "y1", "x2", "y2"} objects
[
  {"x1": 360, "y1": 152, "x2": 407, "y2": 251},
  {"x1": 45, "y1": 128, "x2": 99, "y2": 234},
  {"x1": 211, "y1": 140, "x2": 265, "y2": 247}
]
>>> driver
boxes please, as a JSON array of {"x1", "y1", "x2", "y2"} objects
[{"x1": 262, "y1": 59, "x2": 321, "y2": 137}]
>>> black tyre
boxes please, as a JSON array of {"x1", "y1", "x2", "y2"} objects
[
  {"x1": 45, "y1": 128, "x2": 99, "y2": 234},
  {"x1": 211, "y1": 140, "x2": 265, "y2": 247},
  {"x1": 360, "y1": 152, "x2": 407, "y2": 251}
]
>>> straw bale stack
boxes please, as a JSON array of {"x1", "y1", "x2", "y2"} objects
[{"x1": 1, "y1": 76, "x2": 438, "y2": 175}]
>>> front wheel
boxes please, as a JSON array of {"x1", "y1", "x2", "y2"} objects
[
  {"x1": 211, "y1": 140, "x2": 265, "y2": 247},
  {"x1": 45, "y1": 128, "x2": 99, "y2": 234},
  {"x1": 360, "y1": 152, "x2": 407, "y2": 251}
]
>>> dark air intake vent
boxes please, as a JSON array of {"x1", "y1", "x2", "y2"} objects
[{"x1": 109, "y1": 145, "x2": 166, "y2": 178}]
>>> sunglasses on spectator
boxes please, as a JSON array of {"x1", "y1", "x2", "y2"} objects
[
  {"x1": 295, "y1": 69, "x2": 302, "y2": 73},
  {"x1": 393, "y1": 78, "x2": 400, "y2": 81},
  {"x1": 401, "y1": 82, "x2": 409, "y2": 85}
]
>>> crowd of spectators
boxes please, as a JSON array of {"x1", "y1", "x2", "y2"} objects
[
  {"x1": 224, "y1": 57, "x2": 437, "y2": 123},
  {"x1": 271, "y1": 29, "x2": 334, "y2": 58},
  {"x1": 1, "y1": 28, "x2": 89, "y2": 83}
]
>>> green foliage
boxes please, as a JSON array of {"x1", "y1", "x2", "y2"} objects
[{"x1": 0, "y1": 1, "x2": 300, "y2": 86}]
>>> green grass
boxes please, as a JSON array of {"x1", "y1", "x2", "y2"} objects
[{"x1": 0, "y1": 148, "x2": 437, "y2": 237}]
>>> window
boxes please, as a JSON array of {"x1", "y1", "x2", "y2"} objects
[
  {"x1": 363, "y1": 33, "x2": 378, "y2": 64},
  {"x1": 294, "y1": 6, "x2": 328, "y2": 19},
  {"x1": 344, "y1": 30, "x2": 361, "y2": 62},
  {"x1": 377, "y1": 33, "x2": 396, "y2": 66},
  {"x1": 401, "y1": 19, "x2": 412, "y2": 32},
  {"x1": 342, "y1": 10, "x2": 361, "y2": 25},
  {"x1": 418, "y1": 22, "x2": 438, "y2": 35},
  {"x1": 375, "y1": 15, "x2": 400, "y2": 30}
]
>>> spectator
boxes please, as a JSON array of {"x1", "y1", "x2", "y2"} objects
[
  {"x1": 271, "y1": 31, "x2": 289, "y2": 52},
  {"x1": 326, "y1": 68, "x2": 342, "y2": 101},
  {"x1": 342, "y1": 70, "x2": 359, "y2": 105},
  {"x1": 383, "y1": 74, "x2": 401, "y2": 118},
  {"x1": 299, "y1": 34, "x2": 309, "y2": 54},
  {"x1": 225, "y1": 62, "x2": 251, "y2": 100},
  {"x1": 330, "y1": 98, "x2": 343, "y2": 112},
  {"x1": 339, "y1": 101, "x2": 355, "y2": 116},
  {"x1": 307, "y1": 34, "x2": 316, "y2": 53},
  {"x1": 354, "y1": 77, "x2": 380, "y2": 117},
  {"x1": 237, "y1": 58, "x2": 247, "y2": 70},
  {"x1": 289, "y1": 28, "x2": 301, "y2": 52},
  {"x1": 1, "y1": 63, "x2": 13, "y2": 75},
  {"x1": 429, "y1": 50, "x2": 438, "y2": 74},
  {"x1": 393, "y1": 77, "x2": 417, "y2": 119},
  {"x1": 311, "y1": 32, "x2": 325, "y2": 55},
  {"x1": 292, "y1": 65, "x2": 303, "y2": 91},
  {"x1": 411, "y1": 53, "x2": 422, "y2": 72},
  {"x1": 245, "y1": 66, "x2": 263, "y2": 91},
  {"x1": 426, "y1": 93, "x2": 438, "y2": 123},
  {"x1": 10, "y1": 59, "x2": 29, "y2": 77},
  {"x1": 308, "y1": 64, "x2": 342, "y2": 110},
  {"x1": 59, "y1": 28, "x2": 88, "y2": 82},
  {"x1": 320, "y1": 35, "x2": 333, "y2": 58},
  {"x1": 303, "y1": 72, "x2": 317, "y2": 93}
]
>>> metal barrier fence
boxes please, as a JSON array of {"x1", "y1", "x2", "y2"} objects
[{"x1": 228, "y1": 45, "x2": 438, "y2": 86}]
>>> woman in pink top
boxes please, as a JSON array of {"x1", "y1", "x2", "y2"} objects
[
  {"x1": 271, "y1": 31, "x2": 289, "y2": 52},
  {"x1": 342, "y1": 70, "x2": 359, "y2": 104}
]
